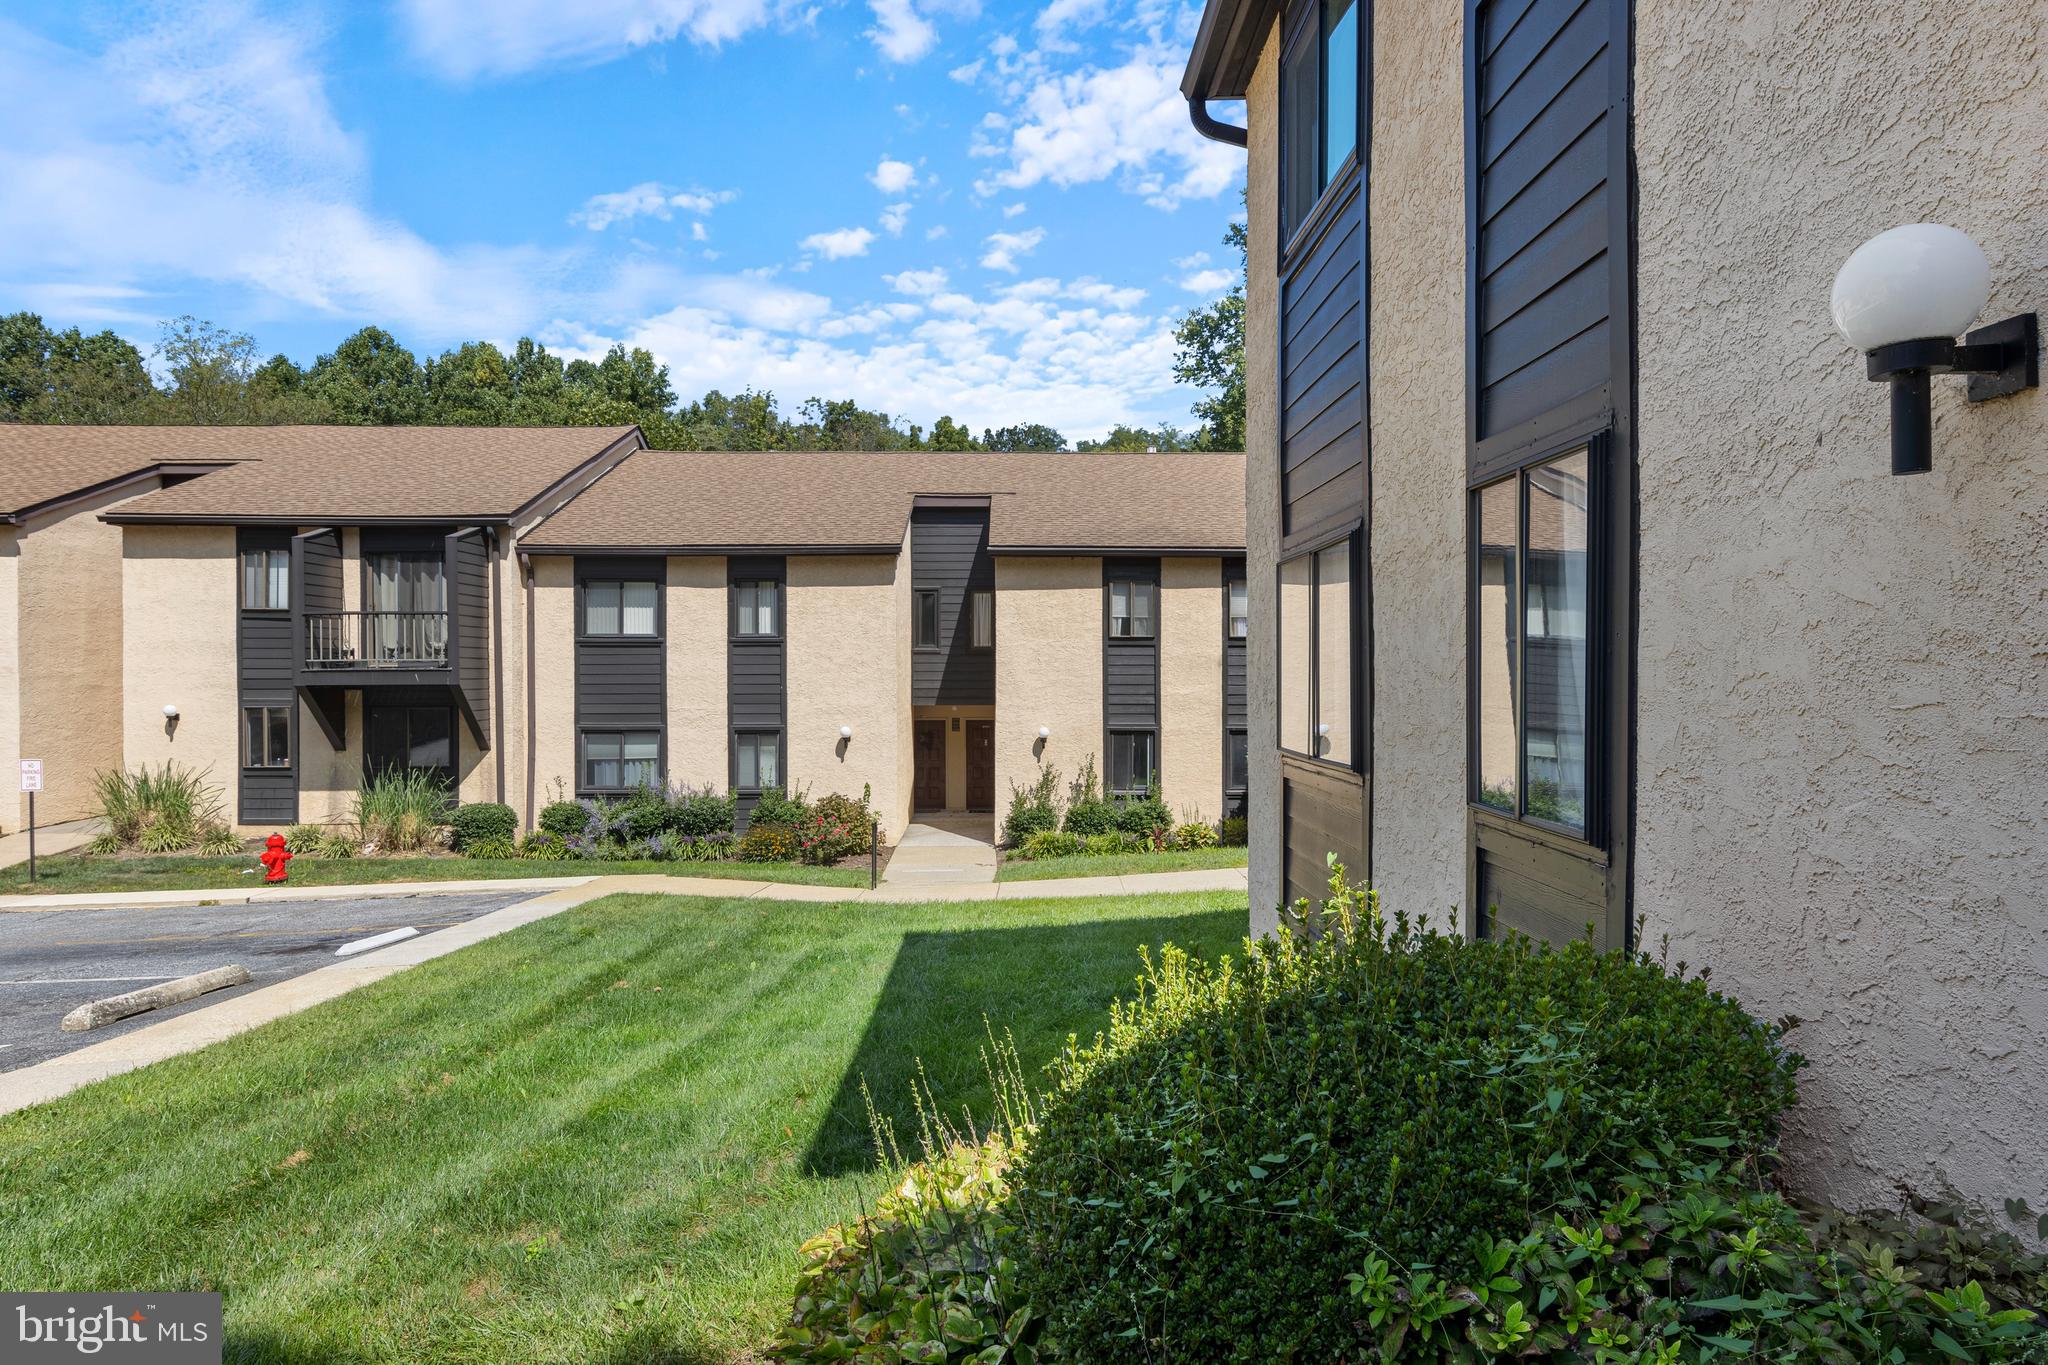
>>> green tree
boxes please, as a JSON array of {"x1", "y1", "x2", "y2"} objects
[
  {"x1": 1173, "y1": 209, "x2": 1247, "y2": 451},
  {"x1": 0, "y1": 312, "x2": 153, "y2": 423},
  {"x1": 980, "y1": 422, "x2": 1067, "y2": 452},
  {"x1": 1076, "y1": 422, "x2": 1188, "y2": 452},
  {"x1": 424, "y1": 340, "x2": 514, "y2": 425},
  {"x1": 154, "y1": 316, "x2": 258, "y2": 424},
  {"x1": 926, "y1": 415, "x2": 983, "y2": 451},
  {"x1": 790, "y1": 396, "x2": 919, "y2": 451},
  {"x1": 581, "y1": 344, "x2": 675, "y2": 413},
  {"x1": 306, "y1": 327, "x2": 426, "y2": 425},
  {"x1": 669, "y1": 388, "x2": 787, "y2": 450}
]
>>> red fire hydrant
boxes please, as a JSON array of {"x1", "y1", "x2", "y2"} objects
[{"x1": 260, "y1": 832, "x2": 293, "y2": 883}]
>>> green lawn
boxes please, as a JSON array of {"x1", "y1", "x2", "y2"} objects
[
  {"x1": 0, "y1": 889, "x2": 1247, "y2": 1363},
  {"x1": 0, "y1": 853, "x2": 868, "y2": 895},
  {"x1": 996, "y1": 845, "x2": 1249, "y2": 882}
]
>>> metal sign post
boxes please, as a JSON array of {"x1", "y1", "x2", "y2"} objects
[{"x1": 19, "y1": 760, "x2": 43, "y2": 883}]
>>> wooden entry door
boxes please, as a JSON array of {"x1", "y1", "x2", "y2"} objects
[
  {"x1": 965, "y1": 720, "x2": 995, "y2": 812},
  {"x1": 914, "y1": 719, "x2": 947, "y2": 811}
]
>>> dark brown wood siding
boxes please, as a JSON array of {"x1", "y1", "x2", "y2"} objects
[
  {"x1": 1281, "y1": 180, "x2": 1366, "y2": 542},
  {"x1": 910, "y1": 507, "x2": 994, "y2": 707},
  {"x1": 728, "y1": 554, "x2": 786, "y2": 826},
  {"x1": 450, "y1": 530, "x2": 492, "y2": 744},
  {"x1": 237, "y1": 526, "x2": 296, "y2": 825}
]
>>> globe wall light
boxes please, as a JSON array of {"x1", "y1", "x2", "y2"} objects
[
  {"x1": 1036, "y1": 725, "x2": 1050, "y2": 740},
  {"x1": 1831, "y1": 224, "x2": 2038, "y2": 475},
  {"x1": 161, "y1": 704, "x2": 179, "y2": 718},
  {"x1": 839, "y1": 724, "x2": 853, "y2": 740}
]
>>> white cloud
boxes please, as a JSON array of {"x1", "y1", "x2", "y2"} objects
[
  {"x1": 924, "y1": 224, "x2": 949, "y2": 240},
  {"x1": 570, "y1": 181, "x2": 734, "y2": 230},
  {"x1": 973, "y1": 42, "x2": 1242, "y2": 210},
  {"x1": 396, "y1": 0, "x2": 794, "y2": 80},
  {"x1": 800, "y1": 226, "x2": 876, "y2": 259},
  {"x1": 948, "y1": 58, "x2": 983, "y2": 83},
  {"x1": 979, "y1": 227, "x2": 1045, "y2": 272},
  {"x1": 885, "y1": 266, "x2": 949, "y2": 296},
  {"x1": 869, "y1": 157, "x2": 919, "y2": 194},
  {"x1": 1178, "y1": 267, "x2": 1234, "y2": 293},
  {"x1": 866, "y1": 0, "x2": 936, "y2": 61},
  {"x1": 879, "y1": 202, "x2": 912, "y2": 236},
  {"x1": 1001, "y1": 202, "x2": 1028, "y2": 218}
]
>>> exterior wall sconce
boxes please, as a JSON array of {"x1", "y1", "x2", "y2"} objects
[
  {"x1": 839, "y1": 725, "x2": 853, "y2": 740},
  {"x1": 162, "y1": 704, "x2": 179, "y2": 718},
  {"x1": 1831, "y1": 223, "x2": 2039, "y2": 475},
  {"x1": 161, "y1": 702, "x2": 179, "y2": 738},
  {"x1": 1036, "y1": 725, "x2": 1051, "y2": 740}
]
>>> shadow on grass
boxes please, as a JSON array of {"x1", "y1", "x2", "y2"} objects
[
  {"x1": 227, "y1": 1326, "x2": 726, "y2": 1365},
  {"x1": 802, "y1": 908, "x2": 1244, "y2": 1176}
]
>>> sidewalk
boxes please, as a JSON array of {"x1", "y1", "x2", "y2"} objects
[
  {"x1": 0, "y1": 818, "x2": 100, "y2": 873},
  {"x1": 879, "y1": 821, "x2": 1000, "y2": 889}
]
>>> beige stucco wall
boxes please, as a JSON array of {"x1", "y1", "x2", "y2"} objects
[
  {"x1": 1632, "y1": 0, "x2": 2048, "y2": 1216},
  {"x1": 1159, "y1": 557, "x2": 1224, "y2": 824},
  {"x1": 121, "y1": 526, "x2": 237, "y2": 811},
  {"x1": 1244, "y1": 23, "x2": 1284, "y2": 931},
  {"x1": 527, "y1": 554, "x2": 577, "y2": 807},
  {"x1": 786, "y1": 553, "x2": 910, "y2": 842},
  {"x1": 665, "y1": 555, "x2": 728, "y2": 790},
  {"x1": 0, "y1": 528, "x2": 19, "y2": 833},
  {"x1": 1364, "y1": 3, "x2": 1469, "y2": 926},
  {"x1": 994, "y1": 556, "x2": 1102, "y2": 836},
  {"x1": 10, "y1": 484, "x2": 158, "y2": 826}
]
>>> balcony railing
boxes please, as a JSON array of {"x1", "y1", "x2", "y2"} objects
[{"x1": 304, "y1": 611, "x2": 449, "y2": 670}]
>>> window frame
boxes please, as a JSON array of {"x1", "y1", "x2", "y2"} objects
[
  {"x1": 1226, "y1": 576, "x2": 1250, "y2": 639},
  {"x1": 1465, "y1": 437, "x2": 1605, "y2": 846},
  {"x1": 1275, "y1": 526, "x2": 1364, "y2": 774},
  {"x1": 732, "y1": 579, "x2": 782, "y2": 640},
  {"x1": 969, "y1": 589, "x2": 995, "y2": 650},
  {"x1": 580, "y1": 578, "x2": 662, "y2": 639},
  {"x1": 1279, "y1": 0, "x2": 1365, "y2": 256},
  {"x1": 913, "y1": 587, "x2": 941, "y2": 651},
  {"x1": 1107, "y1": 728, "x2": 1158, "y2": 798},
  {"x1": 240, "y1": 548, "x2": 290, "y2": 611},
  {"x1": 1225, "y1": 727, "x2": 1249, "y2": 796},
  {"x1": 579, "y1": 728, "x2": 663, "y2": 796},
  {"x1": 241, "y1": 704, "x2": 292, "y2": 770},
  {"x1": 732, "y1": 729, "x2": 783, "y2": 792},
  {"x1": 1106, "y1": 579, "x2": 1157, "y2": 640}
]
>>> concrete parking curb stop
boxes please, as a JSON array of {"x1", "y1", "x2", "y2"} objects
[{"x1": 59, "y1": 964, "x2": 252, "y2": 1032}]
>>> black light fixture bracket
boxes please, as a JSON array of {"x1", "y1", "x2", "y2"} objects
[{"x1": 1864, "y1": 312, "x2": 2039, "y2": 474}]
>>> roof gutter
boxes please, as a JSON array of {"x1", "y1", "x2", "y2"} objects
[{"x1": 1188, "y1": 95, "x2": 1249, "y2": 148}]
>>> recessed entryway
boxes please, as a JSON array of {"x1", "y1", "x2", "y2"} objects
[{"x1": 911, "y1": 704, "x2": 996, "y2": 816}]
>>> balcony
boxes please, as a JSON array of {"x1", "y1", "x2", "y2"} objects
[{"x1": 304, "y1": 611, "x2": 450, "y2": 671}]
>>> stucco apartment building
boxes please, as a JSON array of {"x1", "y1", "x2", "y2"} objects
[
  {"x1": 0, "y1": 426, "x2": 1246, "y2": 844},
  {"x1": 1180, "y1": 2, "x2": 2044, "y2": 1217}
]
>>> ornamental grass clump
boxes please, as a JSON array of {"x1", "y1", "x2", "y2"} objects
[
  {"x1": 353, "y1": 768, "x2": 449, "y2": 852},
  {"x1": 90, "y1": 762, "x2": 233, "y2": 855},
  {"x1": 1009, "y1": 865, "x2": 1804, "y2": 1362}
]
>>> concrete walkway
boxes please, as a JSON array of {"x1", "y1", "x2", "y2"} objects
[
  {"x1": 0, "y1": 818, "x2": 100, "y2": 873},
  {"x1": 880, "y1": 820, "x2": 1000, "y2": 889}
]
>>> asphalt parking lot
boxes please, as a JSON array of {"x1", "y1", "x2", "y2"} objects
[{"x1": 0, "y1": 891, "x2": 537, "y2": 1071}]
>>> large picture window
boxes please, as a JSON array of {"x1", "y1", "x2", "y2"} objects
[
  {"x1": 1278, "y1": 536, "x2": 1356, "y2": 764},
  {"x1": 240, "y1": 549, "x2": 289, "y2": 610},
  {"x1": 584, "y1": 730, "x2": 659, "y2": 792},
  {"x1": 585, "y1": 580, "x2": 659, "y2": 637},
  {"x1": 1470, "y1": 448, "x2": 1591, "y2": 834},
  {"x1": 1280, "y1": 0, "x2": 1361, "y2": 244}
]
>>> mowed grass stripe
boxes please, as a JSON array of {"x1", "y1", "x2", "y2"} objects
[{"x1": 0, "y1": 890, "x2": 1246, "y2": 1363}]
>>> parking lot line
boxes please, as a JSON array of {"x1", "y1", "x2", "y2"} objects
[{"x1": 0, "y1": 976, "x2": 178, "y2": 985}]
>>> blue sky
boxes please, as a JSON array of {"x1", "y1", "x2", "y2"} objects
[{"x1": 0, "y1": 0, "x2": 1247, "y2": 441}]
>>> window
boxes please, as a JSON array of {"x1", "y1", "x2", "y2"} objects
[
  {"x1": 735, "y1": 731, "x2": 780, "y2": 790},
  {"x1": 970, "y1": 590, "x2": 995, "y2": 649},
  {"x1": 1108, "y1": 580, "x2": 1155, "y2": 638},
  {"x1": 367, "y1": 706, "x2": 452, "y2": 779},
  {"x1": 584, "y1": 730, "x2": 659, "y2": 792},
  {"x1": 1108, "y1": 730, "x2": 1157, "y2": 796},
  {"x1": 1278, "y1": 538, "x2": 1355, "y2": 763},
  {"x1": 242, "y1": 705, "x2": 290, "y2": 768},
  {"x1": 585, "y1": 580, "x2": 659, "y2": 637},
  {"x1": 1226, "y1": 728, "x2": 1249, "y2": 794},
  {"x1": 914, "y1": 589, "x2": 940, "y2": 649},
  {"x1": 1227, "y1": 579, "x2": 1249, "y2": 638},
  {"x1": 240, "y1": 549, "x2": 289, "y2": 609},
  {"x1": 1281, "y1": 0, "x2": 1361, "y2": 243},
  {"x1": 1471, "y1": 448, "x2": 1591, "y2": 834},
  {"x1": 735, "y1": 580, "x2": 779, "y2": 637}
]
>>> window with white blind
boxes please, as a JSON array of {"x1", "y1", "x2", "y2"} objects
[
  {"x1": 735, "y1": 580, "x2": 779, "y2": 637},
  {"x1": 584, "y1": 580, "x2": 659, "y2": 637}
]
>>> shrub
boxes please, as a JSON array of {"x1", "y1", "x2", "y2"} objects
[
  {"x1": 1002, "y1": 763, "x2": 1062, "y2": 847},
  {"x1": 283, "y1": 823, "x2": 328, "y2": 855},
  {"x1": 92, "y1": 762, "x2": 225, "y2": 850},
  {"x1": 1019, "y1": 829, "x2": 1082, "y2": 861},
  {"x1": 516, "y1": 831, "x2": 571, "y2": 861},
  {"x1": 738, "y1": 822, "x2": 801, "y2": 863},
  {"x1": 1112, "y1": 779, "x2": 1171, "y2": 838},
  {"x1": 1171, "y1": 821, "x2": 1219, "y2": 851},
  {"x1": 664, "y1": 783, "x2": 738, "y2": 840},
  {"x1": 1010, "y1": 868, "x2": 1803, "y2": 1361},
  {"x1": 1338, "y1": 1149, "x2": 2048, "y2": 1363},
  {"x1": 82, "y1": 831, "x2": 123, "y2": 857},
  {"x1": 750, "y1": 785, "x2": 811, "y2": 830},
  {"x1": 461, "y1": 836, "x2": 517, "y2": 860},
  {"x1": 317, "y1": 834, "x2": 358, "y2": 859},
  {"x1": 354, "y1": 768, "x2": 450, "y2": 852},
  {"x1": 611, "y1": 790, "x2": 669, "y2": 841},
  {"x1": 196, "y1": 825, "x2": 244, "y2": 857},
  {"x1": 447, "y1": 802, "x2": 516, "y2": 850},
  {"x1": 538, "y1": 800, "x2": 590, "y2": 841},
  {"x1": 1217, "y1": 814, "x2": 1248, "y2": 847},
  {"x1": 811, "y1": 790, "x2": 874, "y2": 853},
  {"x1": 1080, "y1": 831, "x2": 1136, "y2": 856},
  {"x1": 1061, "y1": 798, "x2": 1116, "y2": 837}
]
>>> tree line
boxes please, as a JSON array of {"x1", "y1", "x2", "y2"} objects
[{"x1": 0, "y1": 216, "x2": 1246, "y2": 452}]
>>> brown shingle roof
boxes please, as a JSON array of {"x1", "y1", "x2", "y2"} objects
[
  {"x1": 5, "y1": 425, "x2": 644, "y2": 524},
  {"x1": 518, "y1": 449, "x2": 1248, "y2": 555}
]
